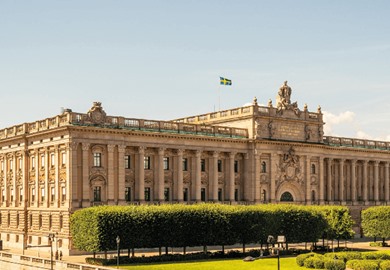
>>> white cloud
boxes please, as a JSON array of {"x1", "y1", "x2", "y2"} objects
[{"x1": 322, "y1": 110, "x2": 355, "y2": 136}]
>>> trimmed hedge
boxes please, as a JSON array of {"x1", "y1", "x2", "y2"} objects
[
  {"x1": 71, "y1": 204, "x2": 332, "y2": 252},
  {"x1": 347, "y1": 259, "x2": 380, "y2": 270},
  {"x1": 380, "y1": 260, "x2": 390, "y2": 270}
]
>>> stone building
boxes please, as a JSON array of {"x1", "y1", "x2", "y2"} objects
[{"x1": 0, "y1": 81, "x2": 389, "y2": 254}]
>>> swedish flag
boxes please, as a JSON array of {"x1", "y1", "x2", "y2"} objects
[{"x1": 220, "y1": 77, "x2": 232, "y2": 86}]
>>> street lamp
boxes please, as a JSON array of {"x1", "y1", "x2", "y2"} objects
[
  {"x1": 267, "y1": 235, "x2": 285, "y2": 270},
  {"x1": 116, "y1": 235, "x2": 120, "y2": 269},
  {"x1": 48, "y1": 233, "x2": 55, "y2": 270}
]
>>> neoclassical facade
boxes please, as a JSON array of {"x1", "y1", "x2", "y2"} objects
[{"x1": 0, "y1": 82, "x2": 389, "y2": 254}]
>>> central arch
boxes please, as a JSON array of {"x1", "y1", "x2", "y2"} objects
[{"x1": 276, "y1": 181, "x2": 304, "y2": 203}]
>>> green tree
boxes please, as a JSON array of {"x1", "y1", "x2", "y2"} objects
[{"x1": 362, "y1": 206, "x2": 390, "y2": 245}]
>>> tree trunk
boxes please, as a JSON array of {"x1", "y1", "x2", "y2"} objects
[
  {"x1": 132, "y1": 248, "x2": 135, "y2": 258},
  {"x1": 183, "y1": 246, "x2": 186, "y2": 255},
  {"x1": 104, "y1": 250, "x2": 107, "y2": 260},
  {"x1": 165, "y1": 246, "x2": 168, "y2": 255},
  {"x1": 222, "y1": 245, "x2": 225, "y2": 254},
  {"x1": 159, "y1": 247, "x2": 162, "y2": 256},
  {"x1": 203, "y1": 245, "x2": 207, "y2": 254},
  {"x1": 243, "y1": 243, "x2": 246, "y2": 253}
]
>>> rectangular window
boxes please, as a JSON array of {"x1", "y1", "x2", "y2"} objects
[
  {"x1": 31, "y1": 157, "x2": 35, "y2": 169},
  {"x1": 182, "y1": 158, "x2": 188, "y2": 171},
  {"x1": 16, "y1": 213, "x2": 20, "y2": 227},
  {"x1": 144, "y1": 187, "x2": 151, "y2": 201},
  {"x1": 234, "y1": 189, "x2": 239, "y2": 201},
  {"x1": 49, "y1": 215, "x2": 52, "y2": 229},
  {"x1": 10, "y1": 188, "x2": 14, "y2": 202},
  {"x1": 19, "y1": 188, "x2": 23, "y2": 203},
  {"x1": 59, "y1": 215, "x2": 63, "y2": 229},
  {"x1": 144, "y1": 156, "x2": 151, "y2": 170},
  {"x1": 234, "y1": 160, "x2": 239, "y2": 173},
  {"x1": 217, "y1": 160, "x2": 222, "y2": 172},
  {"x1": 93, "y1": 153, "x2": 102, "y2": 167},
  {"x1": 93, "y1": 186, "x2": 101, "y2": 201},
  {"x1": 10, "y1": 159, "x2": 13, "y2": 171},
  {"x1": 183, "y1": 188, "x2": 188, "y2": 201},
  {"x1": 29, "y1": 214, "x2": 33, "y2": 228},
  {"x1": 201, "y1": 188, "x2": 206, "y2": 202},
  {"x1": 125, "y1": 187, "x2": 131, "y2": 202},
  {"x1": 51, "y1": 187, "x2": 55, "y2": 202},
  {"x1": 41, "y1": 155, "x2": 45, "y2": 168},
  {"x1": 41, "y1": 188, "x2": 45, "y2": 202},
  {"x1": 50, "y1": 154, "x2": 55, "y2": 167},
  {"x1": 124, "y1": 155, "x2": 131, "y2": 169},
  {"x1": 201, "y1": 159, "x2": 206, "y2": 172},
  {"x1": 218, "y1": 188, "x2": 222, "y2": 201},
  {"x1": 19, "y1": 158, "x2": 23, "y2": 170},
  {"x1": 61, "y1": 152, "x2": 66, "y2": 166},
  {"x1": 31, "y1": 188, "x2": 35, "y2": 202},
  {"x1": 164, "y1": 188, "x2": 170, "y2": 201},
  {"x1": 1, "y1": 189, "x2": 4, "y2": 202},
  {"x1": 61, "y1": 187, "x2": 66, "y2": 202},
  {"x1": 163, "y1": 157, "x2": 169, "y2": 170}
]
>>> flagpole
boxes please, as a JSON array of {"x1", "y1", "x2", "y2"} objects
[{"x1": 218, "y1": 84, "x2": 221, "y2": 111}]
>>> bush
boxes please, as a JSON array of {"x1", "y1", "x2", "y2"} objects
[
  {"x1": 324, "y1": 258, "x2": 346, "y2": 270},
  {"x1": 324, "y1": 251, "x2": 362, "y2": 261},
  {"x1": 304, "y1": 255, "x2": 325, "y2": 269},
  {"x1": 362, "y1": 252, "x2": 390, "y2": 260},
  {"x1": 381, "y1": 261, "x2": 390, "y2": 270},
  {"x1": 347, "y1": 259, "x2": 380, "y2": 270},
  {"x1": 296, "y1": 253, "x2": 317, "y2": 267},
  {"x1": 370, "y1": 242, "x2": 389, "y2": 247}
]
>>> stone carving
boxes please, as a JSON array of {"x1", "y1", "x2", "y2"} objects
[
  {"x1": 276, "y1": 81, "x2": 300, "y2": 116},
  {"x1": 268, "y1": 121, "x2": 276, "y2": 138},
  {"x1": 276, "y1": 147, "x2": 303, "y2": 187},
  {"x1": 305, "y1": 125, "x2": 313, "y2": 141},
  {"x1": 87, "y1": 102, "x2": 107, "y2": 124},
  {"x1": 183, "y1": 172, "x2": 191, "y2": 184}
]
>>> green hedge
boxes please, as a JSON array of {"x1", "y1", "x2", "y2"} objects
[
  {"x1": 71, "y1": 204, "x2": 349, "y2": 253},
  {"x1": 347, "y1": 259, "x2": 380, "y2": 270}
]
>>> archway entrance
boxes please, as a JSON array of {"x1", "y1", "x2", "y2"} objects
[{"x1": 280, "y1": 191, "x2": 294, "y2": 202}]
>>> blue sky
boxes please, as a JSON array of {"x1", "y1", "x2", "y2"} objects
[{"x1": 1, "y1": 0, "x2": 389, "y2": 140}]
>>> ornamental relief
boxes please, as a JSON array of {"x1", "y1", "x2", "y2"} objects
[
  {"x1": 125, "y1": 175, "x2": 134, "y2": 184},
  {"x1": 201, "y1": 172, "x2": 208, "y2": 184},
  {"x1": 164, "y1": 171, "x2": 173, "y2": 184},
  {"x1": 59, "y1": 169, "x2": 67, "y2": 180},
  {"x1": 7, "y1": 172, "x2": 13, "y2": 185},
  {"x1": 260, "y1": 175, "x2": 268, "y2": 184},
  {"x1": 144, "y1": 170, "x2": 154, "y2": 183},
  {"x1": 183, "y1": 172, "x2": 191, "y2": 184},
  {"x1": 276, "y1": 147, "x2": 304, "y2": 188},
  {"x1": 39, "y1": 171, "x2": 45, "y2": 184},
  {"x1": 49, "y1": 169, "x2": 56, "y2": 182},
  {"x1": 0, "y1": 172, "x2": 3, "y2": 186},
  {"x1": 125, "y1": 170, "x2": 135, "y2": 183},
  {"x1": 90, "y1": 167, "x2": 107, "y2": 177},
  {"x1": 311, "y1": 176, "x2": 318, "y2": 186},
  {"x1": 234, "y1": 174, "x2": 241, "y2": 185},
  {"x1": 16, "y1": 169, "x2": 23, "y2": 186}
]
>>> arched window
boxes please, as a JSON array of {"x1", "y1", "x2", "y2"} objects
[
  {"x1": 261, "y1": 189, "x2": 267, "y2": 202},
  {"x1": 311, "y1": 164, "x2": 316, "y2": 174},
  {"x1": 280, "y1": 192, "x2": 294, "y2": 202},
  {"x1": 261, "y1": 162, "x2": 267, "y2": 173}
]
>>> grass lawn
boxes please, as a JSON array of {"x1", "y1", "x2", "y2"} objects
[{"x1": 119, "y1": 256, "x2": 302, "y2": 270}]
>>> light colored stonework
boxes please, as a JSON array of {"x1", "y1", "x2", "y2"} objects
[{"x1": 0, "y1": 82, "x2": 389, "y2": 254}]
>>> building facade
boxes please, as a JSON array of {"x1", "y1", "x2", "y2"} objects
[{"x1": 0, "y1": 82, "x2": 389, "y2": 254}]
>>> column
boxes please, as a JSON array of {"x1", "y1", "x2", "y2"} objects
[
  {"x1": 305, "y1": 156, "x2": 311, "y2": 204},
  {"x1": 243, "y1": 153, "x2": 251, "y2": 202},
  {"x1": 339, "y1": 159, "x2": 344, "y2": 202},
  {"x1": 117, "y1": 145, "x2": 126, "y2": 204},
  {"x1": 351, "y1": 159, "x2": 357, "y2": 203},
  {"x1": 194, "y1": 150, "x2": 201, "y2": 202},
  {"x1": 176, "y1": 149, "x2": 184, "y2": 202},
  {"x1": 319, "y1": 157, "x2": 324, "y2": 203},
  {"x1": 55, "y1": 146, "x2": 60, "y2": 208},
  {"x1": 69, "y1": 142, "x2": 79, "y2": 208},
  {"x1": 135, "y1": 147, "x2": 145, "y2": 202},
  {"x1": 385, "y1": 162, "x2": 389, "y2": 202},
  {"x1": 270, "y1": 153, "x2": 276, "y2": 203},
  {"x1": 107, "y1": 144, "x2": 115, "y2": 204},
  {"x1": 254, "y1": 152, "x2": 261, "y2": 202},
  {"x1": 327, "y1": 158, "x2": 332, "y2": 201},
  {"x1": 374, "y1": 161, "x2": 380, "y2": 202},
  {"x1": 210, "y1": 151, "x2": 219, "y2": 202},
  {"x1": 157, "y1": 148, "x2": 165, "y2": 202},
  {"x1": 81, "y1": 143, "x2": 90, "y2": 207},
  {"x1": 363, "y1": 160, "x2": 368, "y2": 203},
  {"x1": 228, "y1": 152, "x2": 235, "y2": 201}
]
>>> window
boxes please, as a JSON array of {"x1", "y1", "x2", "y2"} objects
[
  {"x1": 31, "y1": 157, "x2": 35, "y2": 169},
  {"x1": 217, "y1": 160, "x2": 222, "y2": 172},
  {"x1": 234, "y1": 160, "x2": 239, "y2": 173},
  {"x1": 144, "y1": 187, "x2": 151, "y2": 201},
  {"x1": 50, "y1": 154, "x2": 55, "y2": 167},
  {"x1": 10, "y1": 159, "x2": 13, "y2": 171},
  {"x1": 49, "y1": 215, "x2": 52, "y2": 229},
  {"x1": 311, "y1": 164, "x2": 316, "y2": 174},
  {"x1": 10, "y1": 188, "x2": 14, "y2": 202},
  {"x1": 182, "y1": 158, "x2": 188, "y2": 171},
  {"x1": 144, "y1": 156, "x2": 151, "y2": 170},
  {"x1": 1, "y1": 189, "x2": 4, "y2": 202},
  {"x1": 163, "y1": 157, "x2": 169, "y2": 170},
  {"x1": 0, "y1": 213, "x2": 2, "y2": 225},
  {"x1": 93, "y1": 153, "x2": 102, "y2": 167},
  {"x1": 201, "y1": 159, "x2": 206, "y2": 172},
  {"x1": 201, "y1": 188, "x2": 206, "y2": 201},
  {"x1": 41, "y1": 155, "x2": 45, "y2": 168},
  {"x1": 262, "y1": 189, "x2": 267, "y2": 202},
  {"x1": 19, "y1": 158, "x2": 22, "y2": 170},
  {"x1": 61, "y1": 187, "x2": 66, "y2": 202},
  {"x1": 218, "y1": 188, "x2": 222, "y2": 201},
  {"x1": 124, "y1": 155, "x2": 131, "y2": 169},
  {"x1": 19, "y1": 188, "x2": 23, "y2": 203},
  {"x1": 183, "y1": 188, "x2": 188, "y2": 201},
  {"x1": 261, "y1": 161, "x2": 267, "y2": 173},
  {"x1": 41, "y1": 188, "x2": 45, "y2": 202},
  {"x1": 29, "y1": 214, "x2": 33, "y2": 228},
  {"x1": 51, "y1": 187, "x2": 55, "y2": 202},
  {"x1": 93, "y1": 186, "x2": 101, "y2": 202},
  {"x1": 164, "y1": 188, "x2": 170, "y2": 201},
  {"x1": 31, "y1": 188, "x2": 35, "y2": 202},
  {"x1": 61, "y1": 152, "x2": 66, "y2": 166},
  {"x1": 125, "y1": 187, "x2": 131, "y2": 202},
  {"x1": 234, "y1": 189, "x2": 239, "y2": 201},
  {"x1": 16, "y1": 213, "x2": 20, "y2": 227},
  {"x1": 311, "y1": 190, "x2": 316, "y2": 202},
  {"x1": 59, "y1": 215, "x2": 63, "y2": 229},
  {"x1": 7, "y1": 213, "x2": 10, "y2": 227},
  {"x1": 39, "y1": 214, "x2": 42, "y2": 228}
]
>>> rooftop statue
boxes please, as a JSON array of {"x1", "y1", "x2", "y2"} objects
[
  {"x1": 276, "y1": 81, "x2": 300, "y2": 115},
  {"x1": 278, "y1": 81, "x2": 292, "y2": 105}
]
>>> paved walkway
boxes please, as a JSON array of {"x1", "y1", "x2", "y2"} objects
[{"x1": 2, "y1": 237, "x2": 389, "y2": 266}]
